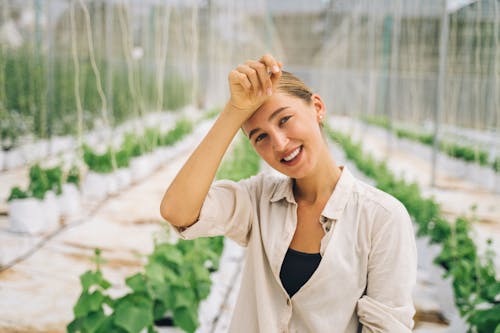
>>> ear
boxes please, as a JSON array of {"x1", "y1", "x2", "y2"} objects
[{"x1": 311, "y1": 94, "x2": 326, "y2": 122}]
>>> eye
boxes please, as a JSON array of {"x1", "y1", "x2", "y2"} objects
[
  {"x1": 255, "y1": 133, "x2": 267, "y2": 143},
  {"x1": 279, "y1": 115, "x2": 292, "y2": 126}
]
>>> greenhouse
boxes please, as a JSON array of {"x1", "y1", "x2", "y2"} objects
[{"x1": 0, "y1": 0, "x2": 499, "y2": 332}]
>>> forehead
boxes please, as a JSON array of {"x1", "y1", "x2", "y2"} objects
[{"x1": 242, "y1": 93, "x2": 305, "y2": 131}]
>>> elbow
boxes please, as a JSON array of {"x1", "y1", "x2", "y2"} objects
[
  {"x1": 159, "y1": 198, "x2": 197, "y2": 228},
  {"x1": 159, "y1": 200, "x2": 178, "y2": 226},
  {"x1": 159, "y1": 201, "x2": 172, "y2": 223}
]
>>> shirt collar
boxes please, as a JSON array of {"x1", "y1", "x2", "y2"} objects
[
  {"x1": 269, "y1": 166, "x2": 355, "y2": 221},
  {"x1": 321, "y1": 166, "x2": 355, "y2": 220},
  {"x1": 270, "y1": 176, "x2": 296, "y2": 204}
]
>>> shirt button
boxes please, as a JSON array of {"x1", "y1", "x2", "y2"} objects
[
  {"x1": 320, "y1": 216, "x2": 328, "y2": 223},
  {"x1": 286, "y1": 298, "x2": 291, "y2": 306}
]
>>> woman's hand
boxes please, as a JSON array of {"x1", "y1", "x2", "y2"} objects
[{"x1": 227, "y1": 54, "x2": 282, "y2": 119}]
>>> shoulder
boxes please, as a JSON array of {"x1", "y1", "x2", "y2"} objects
[
  {"x1": 353, "y1": 178, "x2": 411, "y2": 225},
  {"x1": 213, "y1": 172, "x2": 288, "y2": 198}
]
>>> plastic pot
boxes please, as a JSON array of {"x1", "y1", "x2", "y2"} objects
[
  {"x1": 43, "y1": 191, "x2": 61, "y2": 230},
  {"x1": 59, "y1": 183, "x2": 81, "y2": 218},
  {"x1": 81, "y1": 171, "x2": 110, "y2": 201},
  {"x1": 9, "y1": 198, "x2": 46, "y2": 234}
]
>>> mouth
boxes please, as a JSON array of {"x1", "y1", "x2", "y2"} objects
[{"x1": 280, "y1": 146, "x2": 303, "y2": 165}]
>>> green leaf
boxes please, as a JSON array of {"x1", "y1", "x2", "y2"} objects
[
  {"x1": 74, "y1": 291, "x2": 106, "y2": 317},
  {"x1": 153, "y1": 244, "x2": 184, "y2": 266},
  {"x1": 114, "y1": 298, "x2": 153, "y2": 333},
  {"x1": 173, "y1": 306, "x2": 198, "y2": 333},
  {"x1": 173, "y1": 287, "x2": 196, "y2": 308},
  {"x1": 80, "y1": 270, "x2": 111, "y2": 291},
  {"x1": 82, "y1": 310, "x2": 107, "y2": 333},
  {"x1": 126, "y1": 273, "x2": 147, "y2": 293},
  {"x1": 7, "y1": 186, "x2": 29, "y2": 201},
  {"x1": 67, "y1": 317, "x2": 83, "y2": 333}
]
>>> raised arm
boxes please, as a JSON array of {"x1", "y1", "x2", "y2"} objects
[{"x1": 160, "y1": 54, "x2": 282, "y2": 227}]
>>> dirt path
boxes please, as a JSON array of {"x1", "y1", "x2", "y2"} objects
[
  {"x1": 329, "y1": 116, "x2": 500, "y2": 268},
  {"x1": 0, "y1": 147, "x2": 191, "y2": 332}
]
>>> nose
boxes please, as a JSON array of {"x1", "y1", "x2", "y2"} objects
[{"x1": 271, "y1": 130, "x2": 289, "y2": 152}]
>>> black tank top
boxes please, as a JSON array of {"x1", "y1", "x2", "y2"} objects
[{"x1": 279, "y1": 247, "x2": 322, "y2": 297}]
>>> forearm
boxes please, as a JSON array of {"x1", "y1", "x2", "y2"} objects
[{"x1": 160, "y1": 103, "x2": 247, "y2": 227}]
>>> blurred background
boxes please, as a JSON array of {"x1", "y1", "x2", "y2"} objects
[{"x1": 0, "y1": 1, "x2": 499, "y2": 332}]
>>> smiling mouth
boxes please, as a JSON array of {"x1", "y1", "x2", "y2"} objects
[{"x1": 281, "y1": 146, "x2": 302, "y2": 163}]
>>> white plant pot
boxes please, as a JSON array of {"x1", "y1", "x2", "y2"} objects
[
  {"x1": 31, "y1": 140, "x2": 50, "y2": 161},
  {"x1": 59, "y1": 183, "x2": 81, "y2": 218},
  {"x1": 151, "y1": 150, "x2": 164, "y2": 169},
  {"x1": 130, "y1": 155, "x2": 152, "y2": 182},
  {"x1": 43, "y1": 191, "x2": 61, "y2": 230},
  {"x1": 0, "y1": 150, "x2": 4, "y2": 171},
  {"x1": 160, "y1": 147, "x2": 176, "y2": 162},
  {"x1": 106, "y1": 172, "x2": 120, "y2": 196},
  {"x1": 82, "y1": 171, "x2": 110, "y2": 201},
  {"x1": 51, "y1": 136, "x2": 72, "y2": 155},
  {"x1": 9, "y1": 198, "x2": 46, "y2": 234},
  {"x1": 114, "y1": 168, "x2": 132, "y2": 191},
  {"x1": 4, "y1": 149, "x2": 24, "y2": 170}
]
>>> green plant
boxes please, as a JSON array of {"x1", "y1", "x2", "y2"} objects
[
  {"x1": 7, "y1": 164, "x2": 76, "y2": 201},
  {"x1": 197, "y1": 108, "x2": 221, "y2": 123},
  {"x1": 70, "y1": 136, "x2": 259, "y2": 333},
  {"x1": 83, "y1": 145, "x2": 114, "y2": 174},
  {"x1": 7, "y1": 187, "x2": 29, "y2": 202},
  {"x1": 160, "y1": 119, "x2": 193, "y2": 147},
  {"x1": 325, "y1": 125, "x2": 500, "y2": 333},
  {"x1": 66, "y1": 165, "x2": 81, "y2": 187},
  {"x1": 362, "y1": 115, "x2": 496, "y2": 171},
  {"x1": 28, "y1": 164, "x2": 63, "y2": 199}
]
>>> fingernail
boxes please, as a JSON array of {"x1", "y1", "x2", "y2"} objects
[
  {"x1": 267, "y1": 88, "x2": 273, "y2": 96},
  {"x1": 272, "y1": 65, "x2": 280, "y2": 73}
]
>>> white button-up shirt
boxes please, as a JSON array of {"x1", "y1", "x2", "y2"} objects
[{"x1": 175, "y1": 167, "x2": 417, "y2": 332}]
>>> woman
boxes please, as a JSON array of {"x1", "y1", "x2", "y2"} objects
[{"x1": 160, "y1": 54, "x2": 417, "y2": 332}]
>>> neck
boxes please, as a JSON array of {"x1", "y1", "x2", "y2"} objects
[{"x1": 293, "y1": 147, "x2": 341, "y2": 205}]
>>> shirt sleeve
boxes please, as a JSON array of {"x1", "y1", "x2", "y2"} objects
[
  {"x1": 171, "y1": 176, "x2": 257, "y2": 247},
  {"x1": 357, "y1": 199, "x2": 417, "y2": 332}
]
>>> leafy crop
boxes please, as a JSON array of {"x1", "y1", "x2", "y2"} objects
[
  {"x1": 325, "y1": 125, "x2": 500, "y2": 333},
  {"x1": 362, "y1": 115, "x2": 497, "y2": 172},
  {"x1": 83, "y1": 118, "x2": 194, "y2": 174},
  {"x1": 8, "y1": 164, "x2": 63, "y2": 201},
  {"x1": 69, "y1": 135, "x2": 260, "y2": 333}
]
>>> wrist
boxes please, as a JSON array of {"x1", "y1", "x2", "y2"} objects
[{"x1": 221, "y1": 101, "x2": 253, "y2": 125}]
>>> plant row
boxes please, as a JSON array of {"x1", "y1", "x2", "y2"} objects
[
  {"x1": 83, "y1": 119, "x2": 193, "y2": 174},
  {"x1": 325, "y1": 125, "x2": 500, "y2": 333},
  {"x1": 7, "y1": 118, "x2": 193, "y2": 201},
  {"x1": 0, "y1": 46, "x2": 191, "y2": 150},
  {"x1": 68, "y1": 134, "x2": 261, "y2": 333},
  {"x1": 361, "y1": 115, "x2": 500, "y2": 173},
  {"x1": 6, "y1": 118, "x2": 195, "y2": 235}
]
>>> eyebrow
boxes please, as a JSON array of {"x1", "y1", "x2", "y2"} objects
[{"x1": 248, "y1": 106, "x2": 290, "y2": 140}]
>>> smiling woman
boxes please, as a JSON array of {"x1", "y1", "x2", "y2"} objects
[{"x1": 160, "y1": 54, "x2": 417, "y2": 333}]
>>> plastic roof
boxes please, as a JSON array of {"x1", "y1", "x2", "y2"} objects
[{"x1": 328, "y1": 0, "x2": 482, "y2": 17}]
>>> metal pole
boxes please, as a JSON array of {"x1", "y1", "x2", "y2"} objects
[
  {"x1": 105, "y1": 0, "x2": 113, "y2": 120},
  {"x1": 431, "y1": 0, "x2": 449, "y2": 187},
  {"x1": 46, "y1": 0, "x2": 54, "y2": 141},
  {"x1": 388, "y1": 0, "x2": 401, "y2": 157}
]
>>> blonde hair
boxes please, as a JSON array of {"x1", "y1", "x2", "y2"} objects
[{"x1": 276, "y1": 71, "x2": 313, "y2": 104}]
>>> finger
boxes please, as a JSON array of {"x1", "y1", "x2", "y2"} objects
[
  {"x1": 246, "y1": 60, "x2": 272, "y2": 96},
  {"x1": 270, "y1": 61, "x2": 283, "y2": 86},
  {"x1": 237, "y1": 64, "x2": 261, "y2": 95},
  {"x1": 229, "y1": 69, "x2": 251, "y2": 90},
  {"x1": 259, "y1": 54, "x2": 280, "y2": 74}
]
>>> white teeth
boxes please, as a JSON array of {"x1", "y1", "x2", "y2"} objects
[{"x1": 283, "y1": 147, "x2": 301, "y2": 162}]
